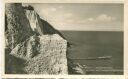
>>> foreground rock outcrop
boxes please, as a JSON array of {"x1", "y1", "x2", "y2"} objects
[
  {"x1": 5, "y1": 3, "x2": 84, "y2": 74},
  {"x1": 8, "y1": 34, "x2": 68, "y2": 74}
]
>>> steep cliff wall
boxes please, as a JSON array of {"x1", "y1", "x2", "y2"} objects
[
  {"x1": 5, "y1": 3, "x2": 33, "y2": 49},
  {"x1": 25, "y1": 10, "x2": 43, "y2": 35},
  {"x1": 5, "y1": 3, "x2": 68, "y2": 74},
  {"x1": 24, "y1": 8, "x2": 66, "y2": 39},
  {"x1": 9, "y1": 34, "x2": 68, "y2": 74}
]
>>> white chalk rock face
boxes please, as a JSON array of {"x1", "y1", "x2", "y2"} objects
[
  {"x1": 25, "y1": 10, "x2": 43, "y2": 35},
  {"x1": 10, "y1": 34, "x2": 68, "y2": 74}
]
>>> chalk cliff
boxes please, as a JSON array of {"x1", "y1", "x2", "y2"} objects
[
  {"x1": 5, "y1": 4, "x2": 33, "y2": 49},
  {"x1": 5, "y1": 3, "x2": 84, "y2": 74},
  {"x1": 24, "y1": 8, "x2": 66, "y2": 39}
]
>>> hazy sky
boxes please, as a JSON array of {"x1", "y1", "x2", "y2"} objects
[{"x1": 24, "y1": 3, "x2": 123, "y2": 31}]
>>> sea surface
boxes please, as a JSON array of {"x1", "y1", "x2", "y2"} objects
[{"x1": 60, "y1": 31, "x2": 123, "y2": 75}]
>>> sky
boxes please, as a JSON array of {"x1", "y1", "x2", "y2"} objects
[{"x1": 24, "y1": 3, "x2": 124, "y2": 31}]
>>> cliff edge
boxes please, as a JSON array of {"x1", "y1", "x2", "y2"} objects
[{"x1": 5, "y1": 3, "x2": 84, "y2": 74}]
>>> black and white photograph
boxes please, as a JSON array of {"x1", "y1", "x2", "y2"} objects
[{"x1": 5, "y1": 3, "x2": 123, "y2": 75}]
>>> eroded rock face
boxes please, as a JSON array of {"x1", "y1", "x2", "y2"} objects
[
  {"x1": 5, "y1": 3, "x2": 84, "y2": 75},
  {"x1": 25, "y1": 10, "x2": 43, "y2": 35},
  {"x1": 5, "y1": 3, "x2": 33, "y2": 49},
  {"x1": 24, "y1": 8, "x2": 66, "y2": 39},
  {"x1": 7, "y1": 34, "x2": 68, "y2": 74}
]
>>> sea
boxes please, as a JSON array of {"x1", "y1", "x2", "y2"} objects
[{"x1": 60, "y1": 31, "x2": 123, "y2": 75}]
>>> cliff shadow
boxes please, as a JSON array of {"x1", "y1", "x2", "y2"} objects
[
  {"x1": 5, "y1": 48, "x2": 27, "y2": 74},
  {"x1": 40, "y1": 19, "x2": 66, "y2": 39}
]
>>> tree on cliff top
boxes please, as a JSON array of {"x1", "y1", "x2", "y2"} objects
[{"x1": 23, "y1": 5, "x2": 34, "y2": 10}]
